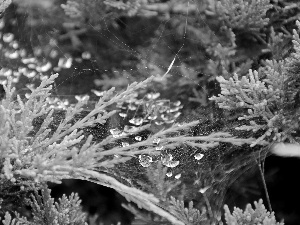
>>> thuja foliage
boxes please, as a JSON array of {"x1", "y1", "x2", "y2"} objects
[
  {"x1": 210, "y1": 20, "x2": 300, "y2": 147},
  {"x1": 1, "y1": 0, "x2": 300, "y2": 224},
  {"x1": 0, "y1": 72, "x2": 258, "y2": 223},
  {"x1": 2, "y1": 184, "x2": 87, "y2": 225},
  {"x1": 224, "y1": 199, "x2": 283, "y2": 225}
]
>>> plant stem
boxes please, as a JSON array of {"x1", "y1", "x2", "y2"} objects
[{"x1": 258, "y1": 161, "x2": 272, "y2": 212}]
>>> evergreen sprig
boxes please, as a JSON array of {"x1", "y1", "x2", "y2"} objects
[
  {"x1": 224, "y1": 199, "x2": 283, "y2": 225},
  {"x1": 167, "y1": 196, "x2": 208, "y2": 225},
  {"x1": 216, "y1": 0, "x2": 272, "y2": 33},
  {"x1": 210, "y1": 20, "x2": 300, "y2": 146},
  {"x1": 2, "y1": 185, "x2": 87, "y2": 225}
]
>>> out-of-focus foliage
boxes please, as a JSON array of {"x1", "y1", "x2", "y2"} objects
[{"x1": 0, "y1": 0, "x2": 11, "y2": 15}]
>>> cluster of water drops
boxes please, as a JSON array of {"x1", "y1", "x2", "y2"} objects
[
  {"x1": 116, "y1": 91, "x2": 183, "y2": 127},
  {"x1": 109, "y1": 122, "x2": 185, "y2": 178},
  {"x1": 0, "y1": 18, "x2": 91, "y2": 89}
]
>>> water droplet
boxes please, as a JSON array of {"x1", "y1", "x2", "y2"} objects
[
  {"x1": 146, "y1": 92, "x2": 160, "y2": 100},
  {"x1": 121, "y1": 142, "x2": 129, "y2": 147},
  {"x1": 166, "y1": 171, "x2": 173, "y2": 177},
  {"x1": 26, "y1": 70, "x2": 37, "y2": 78},
  {"x1": 161, "y1": 154, "x2": 179, "y2": 168},
  {"x1": 50, "y1": 49, "x2": 58, "y2": 58},
  {"x1": 124, "y1": 125, "x2": 138, "y2": 133},
  {"x1": 155, "y1": 146, "x2": 164, "y2": 150},
  {"x1": 155, "y1": 121, "x2": 164, "y2": 125},
  {"x1": 12, "y1": 77, "x2": 19, "y2": 83},
  {"x1": 119, "y1": 112, "x2": 127, "y2": 118},
  {"x1": 135, "y1": 136, "x2": 142, "y2": 141},
  {"x1": 173, "y1": 112, "x2": 181, "y2": 118},
  {"x1": 10, "y1": 41, "x2": 19, "y2": 49},
  {"x1": 110, "y1": 128, "x2": 123, "y2": 138},
  {"x1": 25, "y1": 93, "x2": 30, "y2": 99},
  {"x1": 58, "y1": 57, "x2": 72, "y2": 68},
  {"x1": 173, "y1": 101, "x2": 181, "y2": 107},
  {"x1": 75, "y1": 95, "x2": 89, "y2": 102},
  {"x1": 5, "y1": 50, "x2": 19, "y2": 59},
  {"x1": 0, "y1": 68, "x2": 12, "y2": 76},
  {"x1": 129, "y1": 118, "x2": 143, "y2": 126},
  {"x1": 153, "y1": 138, "x2": 160, "y2": 145},
  {"x1": 37, "y1": 62, "x2": 52, "y2": 72},
  {"x1": 128, "y1": 104, "x2": 137, "y2": 110},
  {"x1": 175, "y1": 173, "x2": 181, "y2": 179},
  {"x1": 82, "y1": 51, "x2": 91, "y2": 59},
  {"x1": 194, "y1": 153, "x2": 204, "y2": 160},
  {"x1": 139, "y1": 155, "x2": 153, "y2": 167},
  {"x1": 148, "y1": 115, "x2": 157, "y2": 120},
  {"x1": 165, "y1": 160, "x2": 179, "y2": 168},
  {"x1": 91, "y1": 89, "x2": 104, "y2": 97},
  {"x1": 3, "y1": 33, "x2": 14, "y2": 42},
  {"x1": 34, "y1": 48, "x2": 42, "y2": 56},
  {"x1": 27, "y1": 64, "x2": 36, "y2": 69},
  {"x1": 22, "y1": 57, "x2": 36, "y2": 64},
  {"x1": 199, "y1": 186, "x2": 210, "y2": 194}
]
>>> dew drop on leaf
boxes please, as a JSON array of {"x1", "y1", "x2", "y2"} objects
[
  {"x1": 3, "y1": 33, "x2": 14, "y2": 42},
  {"x1": 166, "y1": 171, "x2": 173, "y2": 177},
  {"x1": 121, "y1": 142, "x2": 129, "y2": 147},
  {"x1": 124, "y1": 125, "x2": 138, "y2": 133},
  {"x1": 173, "y1": 112, "x2": 181, "y2": 118},
  {"x1": 194, "y1": 153, "x2": 204, "y2": 160},
  {"x1": 119, "y1": 112, "x2": 127, "y2": 118},
  {"x1": 199, "y1": 186, "x2": 210, "y2": 194},
  {"x1": 139, "y1": 155, "x2": 153, "y2": 167},
  {"x1": 153, "y1": 137, "x2": 160, "y2": 145},
  {"x1": 173, "y1": 101, "x2": 181, "y2": 107},
  {"x1": 155, "y1": 121, "x2": 164, "y2": 125},
  {"x1": 174, "y1": 173, "x2": 181, "y2": 179},
  {"x1": 161, "y1": 154, "x2": 180, "y2": 168},
  {"x1": 82, "y1": 51, "x2": 91, "y2": 59},
  {"x1": 146, "y1": 92, "x2": 160, "y2": 100},
  {"x1": 91, "y1": 89, "x2": 104, "y2": 97},
  {"x1": 49, "y1": 49, "x2": 58, "y2": 58},
  {"x1": 148, "y1": 115, "x2": 157, "y2": 120},
  {"x1": 155, "y1": 146, "x2": 164, "y2": 150},
  {"x1": 128, "y1": 104, "x2": 137, "y2": 110},
  {"x1": 161, "y1": 153, "x2": 173, "y2": 162},
  {"x1": 6, "y1": 50, "x2": 19, "y2": 59},
  {"x1": 75, "y1": 95, "x2": 89, "y2": 102},
  {"x1": 135, "y1": 136, "x2": 142, "y2": 141},
  {"x1": 110, "y1": 128, "x2": 123, "y2": 138},
  {"x1": 165, "y1": 160, "x2": 179, "y2": 168},
  {"x1": 58, "y1": 57, "x2": 72, "y2": 69},
  {"x1": 129, "y1": 118, "x2": 144, "y2": 126}
]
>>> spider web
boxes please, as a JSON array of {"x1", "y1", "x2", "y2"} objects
[{"x1": 0, "y1": 1, "x2": 267, "y2": 222}]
